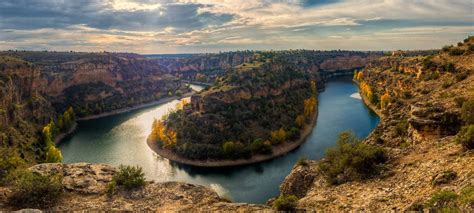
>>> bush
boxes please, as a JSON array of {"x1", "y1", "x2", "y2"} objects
[
  {"x1": 319, "y1": 131, "x2": 387, "y2": 185},
  {"x1": 469, "y1": 44, "x2": 474, "y2": 52},
  {"x1": 8, "y1": 170, "x2": 63, "y2": 208},
  {"x1": 459, "y1": 185, "x2": 474, "y2": 206},
  {"x1": 395, "y1": 119, "x2": 409, "y2": 136},
  {"x1": 454, "y1": 97, "x2": 466, "y2": 108},
  {"x1": 113, "y1": 165, "x2": 146, "y2": 190},
  {"x1": 250, "y1": 139, "x2": 272, "y2": 155},
  {"x1": 273, "y1": 195, "x2": 298, "y2": 211},
  {"x1": 0, "y1": 151, "x2": 25, "y2": 184},
  {"x1": 460, "y1": 100, "x2": 474, "y2": 124},
  {"x1": 426, "y1": 190, "x2": 458, "y2": 207},
  {"x1": 449, "y1": 48, "x2": 465, "y2": 56},
  {"x1": 456, "y1": 125, "x2": 474, "y2": 149},
  {"x1": 296, "y1": 156, "x2": 308, "y2": 166}
]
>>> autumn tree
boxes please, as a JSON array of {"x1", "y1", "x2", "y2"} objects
[
  {"x1": 304, "y1": 97, "x2": 317, "y2": 117},
  {"x1": 223, "y1": 141, "x2": 236, "y2": 155},
  {"x1": 41, "y1": 121, "x2": 63, "y2": 163},
  {"x1": 360, "y1": 82, "x2": 378, "y2": 104},
  {"x1": 310, "y1": 81, "x2": 317, "y2": 95},
  {"x1": 151, "y1": 119, "x2": 177, "y2": 148},
  {"x1": 271, "y1": 128, "x2": 287, "y2": 144},
  {"x1": 380, "y1": 91, "x2": 391, "y2": 109},
  {"x1": 295, "y1": 115, "x2": 305, "y2": 128}
]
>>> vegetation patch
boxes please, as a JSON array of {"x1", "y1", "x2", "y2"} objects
[
  {"x1": 112, "y1": 165, "x2": 146, "y2": 190},
  {"x1": 319, "y1": 131, "x2": 387, "y2": 185},
  {"x1": 273, "y1": 195, "x2": 298, "y2": 211},
  {"x1": 8, "y1": 170, "x2": 63, "y2": 208}
]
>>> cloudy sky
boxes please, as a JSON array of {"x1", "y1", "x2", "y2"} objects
[{"x1": 0, "y1": 0, "x2": 473, "y2": 53}]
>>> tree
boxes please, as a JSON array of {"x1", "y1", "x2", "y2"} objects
[
  {"x1": 45, "y1": 145, "x2": 63, "y2": 163},
  {"x1": 271, "y1": 128, "x2": 287, "y2": 144},
  {"x1": 356, "y1": 71, "x2": 364, "y2": 81},
  {"x1": 380, "y1": 91, "x2": 391, "y2": 109},
  {"x1": 295, "y1": 115, "x2": 305, "y2": 128},
  {"x1": 222, "y1": 141, "x2": 236, "y2": 155},
  {"x1": 310, "y1": 81, "x2": 317, "y2": 95},
  {"x1": 150, "y1": 119, "x2": 177, "y2": 148},
  {"x1": 304, "y1": 97, "x2": 317, "y2": 117}
]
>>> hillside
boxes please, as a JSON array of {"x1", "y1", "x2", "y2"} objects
[
  {"x1": 147, "y1": 50, "x2": 381, "y2": 165},
  {"x1": 277, "y1": 37, "x2": 474, "y2": 211},
  {"x1": 0, "y1": 51, "x2": 190, "y2": 172}
]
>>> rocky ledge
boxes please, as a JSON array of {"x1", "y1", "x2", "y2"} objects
[{"x1": 0, "y1": 163, "x2": 271, "y2": 212}]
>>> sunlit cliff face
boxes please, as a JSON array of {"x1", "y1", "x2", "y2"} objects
[{"x1": 0, "y1": 0, "x2": 472, "y2": 53}]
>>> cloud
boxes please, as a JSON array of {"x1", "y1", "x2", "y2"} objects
[{"x1": 0, "y1": 0, "x2": 472, "y2": 53}]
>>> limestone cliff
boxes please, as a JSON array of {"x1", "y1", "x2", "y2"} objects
[
  {"x1": 277, "y1": 39, "x2": 474, "y2": 211},
  {"x1": 0, "y1": 51, "x2": 189, "y2": 165}
]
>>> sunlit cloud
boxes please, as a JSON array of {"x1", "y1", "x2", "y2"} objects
[{"x1": 0, "y1": 0, "x2": 472, "y2": 53}]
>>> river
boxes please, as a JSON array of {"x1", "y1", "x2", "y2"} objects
[{"x1": 58, "y1": 76, "x2": 379, "y2": 204}]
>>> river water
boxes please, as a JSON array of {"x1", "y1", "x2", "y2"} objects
[{"x1": 59, "y1": 76, "x2": 379, "y2": 204}]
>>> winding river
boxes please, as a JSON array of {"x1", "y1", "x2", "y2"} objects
[{"x1": 58, "y1": 76, "x2": 379, "y2": 204}]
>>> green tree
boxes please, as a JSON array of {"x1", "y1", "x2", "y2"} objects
[{"x1": 222, "y1": 141, "x2": 236, "y2": 155}]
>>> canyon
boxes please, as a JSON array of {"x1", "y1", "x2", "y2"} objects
[{"x1": 0, "y1": 38, "x2": 473, "y2": 212}]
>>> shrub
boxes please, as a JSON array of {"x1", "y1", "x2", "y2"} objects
[
  {"x1": 459, "y1": 185, "x2": 474, "y2": 206},
  {"x1": 395, "y1": 119, "x2": 409, "y2": 136},
  {"x1": 250, "y1": 139, "x2": 272, "y2": 155},
  {"x1": 273, "y1": 195, "x2": 298, "y2": 211},
  {"x1": 460, "y1": 100, "x2": 474, "y2": 124},
  {"x1": 426, "y1": 190, "x2": 458, "y2": 207},
  {"x1": 456, "y1": 125, "x2": 474, "y2": 149},
  {"x1": 469, "y1": 44, "x2": 474, "y2": 52},
  {"x1": 113, "y1": 165, "x2": 146, "y2": 190},
  {"x1": 0, "y1": 151, "x2": 25, "y2": 184},
  {"x1": 442, "y1": 81, "x2": 453, "y2": 89},
  {"x1": 107, "y1": 180, "x2": 117, "y2": 196},
  {"x1": 8, "y1": 170, "x2": 63, "y2": 208},
  {"x1": 448, "y1": 48, "x2": 465, "y2": 56},
  {"x1": 318, "y1": 131, "x2": 387, "y2": 185},
  {"x1": 454, "y1": 97, "x2": 466, "y2": 108},
  {"x1": 296, "y1": 156, "x2": 308, "y2": 166},
  {"x1": 442, "y1": 45, "x2": 451, "y2": 52}
]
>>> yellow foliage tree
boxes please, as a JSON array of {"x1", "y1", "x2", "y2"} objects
[
  {"x1": 304, "y1": 97, "x2": 317, "y2": 117},
  {"x1": 271, "y1": 128, "x2": 287, "y2": 144},
  {"x1": 357, "y1": 71, "x2": 364, "y2": 81},
  {"x1": 175, "y1": 99, "x2": 190, "y2": 110},
  {"x1": 380, "y1": 91, "x2": 391, "y2": 109},
  {"x1": 360, "y1": 81, "x2": 377, "y2": 104},
  {"x1": 295, "y1": 115, "x2": 306, "y2": 128},
  {"x1": 310, "y1": 81, "x2": 317, "y2": 95},
  {"x1": 151, "y1": 119, "x2": 177, "y2": 148}
]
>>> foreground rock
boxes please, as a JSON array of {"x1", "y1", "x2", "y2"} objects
[{"x1": 1, "y1": 163, "x2": 271, "y2": 212}]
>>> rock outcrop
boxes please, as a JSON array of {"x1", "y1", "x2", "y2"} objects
[{"x1": 0, "y1": 163, "x2": 272, "y2": 212}]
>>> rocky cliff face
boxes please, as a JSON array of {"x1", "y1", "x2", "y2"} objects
[
  {"x1": 0, "y1": 51, "x2": 189, "y2": 165},
  {"x1": 278, "y1": 40, "x2": 474, "y2": 211},
  {"x1": 0, "y1": 163, "x2": 271, "y2": 212},
  {"x1": 153, "y1": 51, "x2": 382, "y2": 83}
]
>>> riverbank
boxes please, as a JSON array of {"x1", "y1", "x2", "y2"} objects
[
  {"x1": 55, "y1": 92, "x2": 194, "y2": 145},
  {"x1": 54, "y1": 122, "x2": 78, "y2": 145},
  {"x1": 147, "y1": 106, "x2": 318, "y2": 167},
  {"x1": 354, "y1": 80, "x2": 384, "y2": 118},
  {"x1": 77, "y1": 92, "x2": 194, "y2": 121}
]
